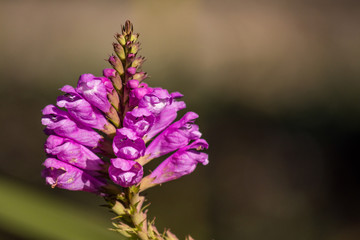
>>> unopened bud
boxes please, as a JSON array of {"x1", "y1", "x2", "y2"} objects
[
  {"x1": 113, "y1": 43, "x2": 125, "y2": 61},
  {"x1": 103, "y1": 68, "x2": 116, "y2": 78},
  {"x1": 133, "y1": 72, "x2": 148, "y2": 82},
  {"x1": 127, "y1": 79, "x2": 139, "y2": 89},
  {"x1": 130, "y1": 43, "x2": 140, "y2": 54},
  {"x1": 107, "y1": 89, "x2": 120, "y2": 111},
  {"x1": 109, "y1": 72, "x2": 123, "y2": 91},
  {"x1": 102, "y1": 122, "x2": 116, "y2": 136},
  {"x1": 127, "y1": 67, "x2": 137, "y2": 75},
  {"x1": 127, "y1": 53, "x2": 136, "y2": 62},
  {"x1": 131, "y1": 57, "x2": 145, "y2": 68},
  {"x1": 106, "y1": 107, "x2": 120, "y2": 128},
  {"x1": 130, "y1": 33, "x2": 139, "y2": 42},
  {"x1": 108, "y1": 55, "x2": 124, "y2": 75},
  {"x1": 116, "y1": 33, "x2": 126, "y2": 46},
  {"x1": 123, "y1": 20, "x2": 133, "y2": 35},
  {"x1": 112, "y1": 200, "x2": 126, "y2": 216}
]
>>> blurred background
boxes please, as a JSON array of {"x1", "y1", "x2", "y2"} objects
[{"x1": 1, "y1": 0, "x2": 360, "y2": 239}]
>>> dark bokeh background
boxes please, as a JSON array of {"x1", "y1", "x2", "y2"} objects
[{"x1": 1, "y1": 0, "x2": 360, "y2": 239}]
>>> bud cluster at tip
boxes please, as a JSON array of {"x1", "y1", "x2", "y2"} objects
[{"x1": 41, "y1": 20, "x2": 208, "y2": 196}]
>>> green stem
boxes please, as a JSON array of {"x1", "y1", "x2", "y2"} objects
[{"x1": 108, "y1": 186, "x2": 189, "y2": 240}]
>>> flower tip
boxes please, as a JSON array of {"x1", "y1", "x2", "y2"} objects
[
  {"x1": 183, "y1": 111, "x2": 199, "y2": 121},
  {"x1": 59, "y1": 85, "x2": 76, "y2": 94},
  {"x1": 45, "y1": 135, "x2": 64, "y2": 149},
  {"x1": 103, "y1": 68, "x2": 116, "y2": 78},
  {"x1": 202, "y1": 157, "x2": 209, "y2": 166},
  {"x1": 123, "y1": 20, "x2": 133, "y2": 35},
  {"x1": 108, "y1": 160, "x2": 143, "y2": 188},
  {"x1": 127, "y1": 79, "x2": 139, "y2": 89},
  {"x1": 78, "y1": 73, "x2": 95, "y2": 82},
  {"x1": 171, "y1": 91, "x2": 184, "y2": 99},
  {"x1": 41, "y1": 104, "x2": 57, "y2": 115},
  {"x1": 115, "y1": 33, "x2": 126, "y2": 45},
  {"x1": 127, "y1": 67, "x2": 137, "y2": 75}
]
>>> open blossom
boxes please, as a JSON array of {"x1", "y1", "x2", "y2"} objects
[
  {"x1": 41, "y1": 104, "x2": 103, "y2": 148},
  {"x1": 149, "y1": 139, "x2": 209, "y2": 184},
  {"x1": 139, "y1": 88, "x2": 176, "y2": 114},
  {"x1": 112, "y1": 128, "x2": 146, "y2": 160},
  {"x1": 41, "y1": 20, "x2": 208, "y2": 195},
  {"x1": 145, "y1": 111, "x2": 202, "y2": 159},
  {"x1": 128, "y1": 81, "x2": 153, "y2": 108},
  {"x1": 56, "y1": 85, "x2": 111, "y2": 131},
  {"x1": 45, "y1": 135, "x2": 104, "y2": 171},
  {"x1": 76, "y1": 73, "x2": 113, "y2": 113},
  {"x1": 42, "y1": 158, "x2": 105, "y2": 193},
  {"x1": 123, "y1": 108, "x2": 155, "y2": 137},
  {"x1": 109, "y1": 158, "x2": 143, "y2": 187},
  {"x1": 138, "y1": 88, "x2": 186, "y2": 140}
]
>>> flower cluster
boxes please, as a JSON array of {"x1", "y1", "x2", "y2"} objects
[{"x1": 41, "y1": 21, "x2": 209, "y2": 196}]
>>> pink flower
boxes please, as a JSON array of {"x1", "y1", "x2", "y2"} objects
[
  {"x1": 149, "y1": 139, "x2": 209, "y2": 184},
  {"x1": 42, "y1": 158, "x2": 105, "y2": 193}
]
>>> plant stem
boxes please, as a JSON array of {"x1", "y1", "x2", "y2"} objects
[{"x1": 108, "y1": 186, "x2": 192, "y2": 240}]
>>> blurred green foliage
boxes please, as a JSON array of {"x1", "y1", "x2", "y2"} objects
[{"x1": 0, "y1": 177, "x2": 122, "y2": 240}]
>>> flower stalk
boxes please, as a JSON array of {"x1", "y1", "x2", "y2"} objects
[{"x1": 108, "y1": 186, "x2": 194, "y2": 240}]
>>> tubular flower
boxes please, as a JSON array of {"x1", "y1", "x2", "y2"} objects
[
  {"x1": 123, "y1": 108, "x2": 155, "y2": 137},
  {"x1": 76, "y1": 73, "x2": 113, "y2": 113},
  {"x1": 145, "y1": 111, "x2": 202, "y2": 160},
  {"x1": 45, "y1": 135, "x2": 104, "y2": 171},
  {"x1": 42, "y1": 158, "x2": 105, "y2": 193},
  {"x1": 112, "y1": 128, "x2": 146, "y2": 160},
  {"x1": 147, "y1": 139, "x2": 209, "y2": 184},
  {"x1": 56, "y1": 85, "x2": 115, "y2": 134},
  {"x1": 108, "y1": 158, "x2": 143, "y2": 187},
  {"x1": 41, "y1": 20, "x2": 208, "y2": 194},
  {"x1": 41, "y1": 104, "x2": 104, "y2": 148}
]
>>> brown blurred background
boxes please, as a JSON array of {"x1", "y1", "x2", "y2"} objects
[{"x1": 1, "y1": 0, "x2": 360, "y2": 239}]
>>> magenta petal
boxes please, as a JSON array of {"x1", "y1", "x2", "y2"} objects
[
  {"x1": 109, "y1": 159, "x2": 143, "y2": 187},
  {"x1": 127, "y1": 79, "x2": 139, "y2": 89},
  {"x1": 123, "y1": 108, "x2": 155, "y2": 137},
  {"x1": 76, "y1": 74, "x2": 112, "y2": 113},
  {"x1": 42, "y1": 158, "x2": 105, "y2": 193},
  {"x1": 41, "y1": 105, "x2": 103, "y2": 148},
  {"x1": 145, "y1": 112, "x2": 202, "y2": 159},
  {"x1": 103, "y1": 68, "x2": 116, "y2": 78},
  {"x1": 112, "y1": 128, "x2": 146, "y2": 160},
  {"x1": 137, "y1": 88, "x2": 186, "y2": 140},
  {"x1": 129, "y1": 84, "x2": 153, "y2": 108},
  {"x1": 145, "y1": 103, "x2": 185, "y2": 140},
  {"x1": 57, "y1": 85, "x2": 108, "y2": 130},
  {"x1": 138, "y1": 88, "x2": 172, "y2": 114},
  {"x1": 149, "y1": 139, "x2": 209, "y2": 184},
  {"x1": 127, "y1": 67, "x2": 137, "y2": 75},
  {"x1": 170, "y1": 91, "x2": 184, "y2": 99},
  {"x1": 45, "y1": 135, "x2": 104, "y2": 170}
]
